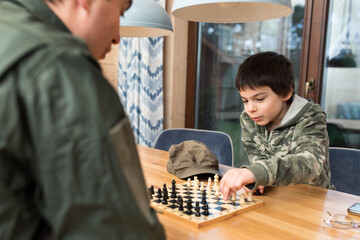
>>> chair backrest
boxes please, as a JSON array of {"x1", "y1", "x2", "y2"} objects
[
  {"x1": 153, "y1": 128, "x2": 234, "y2": 166},
  {"x1": 329, "y1": 147, "x2": 360, "y2": 196}
]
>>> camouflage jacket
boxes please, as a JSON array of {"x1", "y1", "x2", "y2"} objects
[{"x1": 241, "y1": 95, "x2": 334, "y2": 190}]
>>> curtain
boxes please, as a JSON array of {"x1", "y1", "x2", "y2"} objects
[{"x1": 118, "y1": 0, "x2": 165, "y2": 147}]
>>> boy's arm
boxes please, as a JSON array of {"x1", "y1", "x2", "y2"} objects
[{"x1": 241, "y1": 110, "x2": 328, "y2": 190}]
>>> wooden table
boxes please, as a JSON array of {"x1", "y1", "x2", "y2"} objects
[{"x1": 137, "y1": 145, "x2": 360, "y2": 240}]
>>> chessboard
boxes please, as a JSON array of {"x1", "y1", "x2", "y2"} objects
[{"x1": 149, "y1": 176, "x2": 264, "y2": 228}]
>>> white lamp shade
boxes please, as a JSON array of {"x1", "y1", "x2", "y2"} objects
[
  {"x1": 172, "y1": 0, "x2": 293, "y2": 23},
  {"x1": 120, "y1": 0, "x2": 173, "y2": 37}
]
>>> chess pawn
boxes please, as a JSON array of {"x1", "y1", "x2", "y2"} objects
[
  {"x1": 247, "y1": 191, "x2": 253, "y2": 202},
  {"x1": 239, "y1": 194, "x2": 245, "y2": 205},
  {"x1": 200, "y1": 182, "x2": 204, "y2": 191},
  {"x1": 231, "y1": 192, "x2": 237, "y2": 201},
  {"x1": 187, "y1": 178, "x2": 191, "y2": 187},
  {"x1": 193, "y1": 181, "x2": 198, "y2": 190},
  {"x1": 207, "y1": 178, "x2": 212, "y2": 192},
  {"x1": 214, "y1": 174, "x2": 219, "y2": 183}
]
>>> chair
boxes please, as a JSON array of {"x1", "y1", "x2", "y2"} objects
[
  {"x1": 153, "y1": 128, "x2": 234, "y2": 166},
  {"x1": 329, "y1": 147, "x2": 360, "y2": 196}
]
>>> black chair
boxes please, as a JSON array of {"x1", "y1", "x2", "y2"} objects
[
  {"x1": 329, "y1": 147, "x2": 360, "y2": 196},
  {"x1": 153, "y1": 128, "x2": 234, "y2": 166}
]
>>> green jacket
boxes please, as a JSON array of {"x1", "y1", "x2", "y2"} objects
[
  {"x1": 241, "y1": 95, "x2": 334, "y2": 190},
  {"x1": 0, "y1": 0, "x2": 164, "y2": 239}
]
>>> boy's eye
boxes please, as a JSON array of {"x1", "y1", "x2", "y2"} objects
[
  {"x1": 242, "y1": 100, "x2": 248, "y2": 103},
  {"x1": 257, "y1": 98, "x2": 264, "y2": 101}
]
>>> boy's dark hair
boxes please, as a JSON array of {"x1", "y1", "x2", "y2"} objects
[{"x1": 235, "y1": 51, "x2": 295, "y2": 103}]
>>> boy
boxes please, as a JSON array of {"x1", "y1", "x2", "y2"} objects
[
  {"x1": 0, "y1": 0, "x2": 164, "y2": 239},
  {"x1": 220, "y1": 52, "x2": 334, "y2": 200}
]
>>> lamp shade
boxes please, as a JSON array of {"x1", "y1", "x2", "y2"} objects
[
  {"x1": 172, "y1": 0, "x2": 293, "y2": 23},
  {"x1": 120, "y1": 0, "x2": 173, "y2": 37}
]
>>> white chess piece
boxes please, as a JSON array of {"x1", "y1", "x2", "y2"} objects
[
  {"x1": 215, "y1": 186, "x2": 220, "y2": 197},
  {"x1": 231, "y1": 192, "x2": 236, "y2": 201},
  {"x1": 247, "y1": 191, "x2": 253, "y2": 202},
  {"x1": 207, "y1": 177, "x2": 212, "y2": 191},
  {"x1": 214, "y1": 174, "x2": 219, "y2": 184},
  {"x1": 187, "y1": 178, "x2": 191, "y2": 187},
  {"x1": 200, "y1": 182, "x2": 204, "y2": 191},
  {"x1": 239, "y1": 194, "x2": 245, "y2": 205}
]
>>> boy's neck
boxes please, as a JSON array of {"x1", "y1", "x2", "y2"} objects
[{"x1": 267, "y1": 102, "x2": 291, "y2": 131}]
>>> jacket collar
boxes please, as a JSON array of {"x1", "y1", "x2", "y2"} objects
[{"x1": 11, "y1": 0, "x2": 70, "y2": 33}]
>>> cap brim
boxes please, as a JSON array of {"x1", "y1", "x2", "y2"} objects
[{"x1": 175, "y1": 167, "x2": 223, "y2": 179}]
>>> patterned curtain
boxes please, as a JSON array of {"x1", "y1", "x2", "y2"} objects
[{"x1": 118, "y1": 0, "x2": 165, "y2": 147}]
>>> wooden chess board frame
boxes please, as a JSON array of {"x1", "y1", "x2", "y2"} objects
[{"x1": 150, "y1": 182, "x2": 264, "y2": 228}]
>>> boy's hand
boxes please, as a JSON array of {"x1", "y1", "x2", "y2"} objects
[{"x1": 220, "y1": 168, "x2": 256, "y2": 200}]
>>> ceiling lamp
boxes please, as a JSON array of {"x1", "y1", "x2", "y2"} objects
[
  {"x1": 120, "y1": 0, "x2": 173, "y2": 37},
  {"x1": 172, "y1": 0, "x2": 293, "y2": 23}
]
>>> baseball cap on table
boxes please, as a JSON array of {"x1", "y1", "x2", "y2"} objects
[{"x1": 167, "y1": 140, "x2": 222, "y2": 179}]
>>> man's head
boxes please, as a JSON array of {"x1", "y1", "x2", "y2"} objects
[
  {"x1": 235, "y1": 51, "x2": 295, "y2": 103},
  {"x1": 46, "y1": 0, "x2": 132, "y2": 59}
]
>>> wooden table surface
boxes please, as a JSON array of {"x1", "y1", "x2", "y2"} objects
[{"x1": 137, "y1": 145, "x2": 360, "y2": 240}]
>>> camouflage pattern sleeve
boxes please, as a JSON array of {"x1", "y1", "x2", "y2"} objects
[{"x1": 240, "y1": 103, "x2": 333, "y2": 190}]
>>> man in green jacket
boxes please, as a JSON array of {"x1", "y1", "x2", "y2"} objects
[
  {"x1": 0, "y1": 0, "x2": 164, "y2": 239},
  {"x1": 220, "y1": 52, "x2": 334, "y2": 200}
]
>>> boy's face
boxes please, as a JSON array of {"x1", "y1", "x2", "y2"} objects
[
  {"x1": 239, "y1": 86, "x2": 292, "y2": 130},
  {"x1": 82, "y1": 0, "x2": 132, "y2": 59}
]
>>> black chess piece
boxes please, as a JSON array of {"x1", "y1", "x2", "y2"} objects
[
  {"x1": 162, "y1": 184, "x2": 168, "y2": 198},
  {"x1": 203, "y1": 203, "x2": 209, "y2": 216},
  {"x1": 195, "y1": 205, "x2": 201, "y2": 217},
  {"x1": 163, "y1": 188, "x2": 168, "y2": 200},
  {"x1": 156, "y1": 188, "x2": 162, "y2": 198},
  {"x1": 201, "y1": 191, "x2": 207, "y2": 204},
  {"x1": 170, "y1": 188, "x2": 176, "y2": 198},
  {"x1": 172, "y1": 179, "x2": 176, "y2": 189},
  {"x1": 149, "y1": 185, "x2": 154, "y2": 195},
  {"x1": 178, "y1": 201, "x2": 184, "y2": 211},
  {"x1": 162, "y1": 193, "x2": 168, "y2": 205},
  {"x1": 185, "y1": 199, "x2": 192, "y2": 215}
]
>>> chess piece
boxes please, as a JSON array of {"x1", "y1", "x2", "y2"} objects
[
  {"x1": 214, "y1": 174, "x2": 219, "y2": 183},
  {"x1": 231, "y1": 192, "x2": 237, "y2": 201},
  {"x1": 201, "y1": 191, "x2": 207, "y2": 205},
  {"x1": 195, "y1": 202, "x2": 201, "y2": 217},
  {"x1": 178, "y1": 196, "x2": 184, "y2": 211},
  {"x1": 200, "y1": 182, "x2": 204, "y2": 191},
  {"x1": 207, "y1": 177, "x2": 212, "y2": 192},
  {"x1": 178, "y1": 201, "x2": 184, "y2": 211},
  {"x1": 193, "y1": 181, "x2": 198, "y2": 190},
  {"x1": 149, "y1": 185, "x2": 154, "y2": 195},
  {"x1": 162, "y1": 193, "x2": 168, "y2": 204},
  {"x1": 239, "y1": 194, "x2": 245, "y2": 205},
  {"x1": 203, "y1": 203, "x2": 209, "y2": 216},
  {"x1": 170, "y1": 188, "x2": 177, "y2": 198},
  {"x1": 247, "y1": 191, "x2": 253, "y2": 202},
  {"x1": 156, "y1": 188, "x2": 162, "y2": 198},
  {"x1": 186, "y1": 199, "x2": 192, "y2": 215},
  {"x1": 172, "y1": 179, "x2": 176, "y2": 189},
  {"x1": 215, "y1": 186, "x2": 220, "y2": 197},
  {"x1": 187, "y1": 178, "x2": 191, "y2": 188}
]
